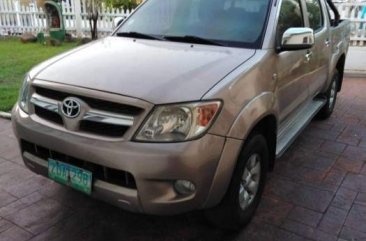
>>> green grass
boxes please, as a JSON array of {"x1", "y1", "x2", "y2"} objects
[{"x1": 0, "y1": 37, "x2": 78, "y2": 112}]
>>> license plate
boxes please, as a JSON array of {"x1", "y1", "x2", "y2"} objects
[{"x1": 48, "y1": 159, "x2": 92, "y2": 195}]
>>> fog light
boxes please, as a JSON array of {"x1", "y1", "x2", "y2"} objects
[{"x1": 174, "y1": 180, "x2": 196, "y2": 195}]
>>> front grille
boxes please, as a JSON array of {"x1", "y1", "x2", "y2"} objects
[
  {"x1": 21, "y1": 140, "x2": 137, "y2": 189},
  {"x1": 34, "y1": 106, "x2": 63, "y2": 125},
  {"x1": 31, "y1": 86, "x2": 144, "y2": 138},
  {"x1": 35, "y1": 87, "x2": 143, "y2": 116},
  {"x1": 79, "y1": 120, "x2": 129, "y2": 137}
]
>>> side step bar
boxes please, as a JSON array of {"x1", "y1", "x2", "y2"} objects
[{"x1": 276, "y1": 99, "x2": 326, "y2": 158}]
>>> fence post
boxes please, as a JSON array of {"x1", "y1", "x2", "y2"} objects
[
  {"x1": 74, "y1": 0, "x2": 82, "y2": 37},
  {"x1": 14, "y1": 0, "x2": 22, "y2": 32}
]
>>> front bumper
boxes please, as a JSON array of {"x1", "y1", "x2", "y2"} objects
[{"x1": 12, "y1": 105, "x2": 242, "y2": 215}]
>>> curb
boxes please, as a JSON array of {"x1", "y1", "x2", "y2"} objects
[
  {"x1": 0, "y1": 111, "x2": 11, "y2": 120},
  {"x1": 344, "y1": 70, "x2": 366, "y2": 78}
]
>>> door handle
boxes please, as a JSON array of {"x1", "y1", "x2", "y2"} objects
[
  {"x1": 305, "y1": 51, "x2": 313, "y2": 63},
  {"x1": 325, "y1": 39, "x2": 330, "y2": 47}
]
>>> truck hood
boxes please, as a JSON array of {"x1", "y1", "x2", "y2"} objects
[{"x1": 34, "y1": 36, "x2": 255, "y2": 104}]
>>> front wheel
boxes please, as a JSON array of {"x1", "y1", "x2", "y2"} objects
[
  {"x1": 205, "y1": 134, "x2": 269, "y2": 230},
  {"x1": 317, "y1": 70, "x2": 339, "y2": 119}
]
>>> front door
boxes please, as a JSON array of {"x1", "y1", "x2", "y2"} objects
[{"x1": 275, "y1": 0, "x2": 312, "y2": 122}]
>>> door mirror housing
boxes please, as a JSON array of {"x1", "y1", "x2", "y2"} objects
[
  {"x1": 113, "y1": 17, "x2": 126, "y2": 29},
  {"x1": 278, "y1": 27, "x2": 315, "y2": 52}
]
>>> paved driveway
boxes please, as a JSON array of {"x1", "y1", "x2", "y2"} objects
[{"x1": 1, "y1": 78, "x2": 366, "y2": 241}]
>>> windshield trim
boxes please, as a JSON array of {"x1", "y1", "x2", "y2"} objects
[{"x1": 258, "y1": 0, "x2": 274, "y2": 48}]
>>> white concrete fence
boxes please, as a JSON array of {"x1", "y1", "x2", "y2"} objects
[
  {"x1": 0, "y1": 0, "x2": 366, "y2": 44},
  {"x1": 335, "y1": 3, "x2": 366, "y2": 46},
  {"x1": 0, "y1": 0, "x2": 132, "y2": 37}
]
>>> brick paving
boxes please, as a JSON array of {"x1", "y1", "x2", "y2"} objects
[{"x1": 0, "y1": 77, "x2": 366, "y2": 241}]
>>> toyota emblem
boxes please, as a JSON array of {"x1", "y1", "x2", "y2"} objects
[{"x1": 62, "y1": 97, "x2": 81, "y2": 118}]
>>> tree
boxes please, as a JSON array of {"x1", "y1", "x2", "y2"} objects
[
  {"x1": 85, "y1": 0, "x2": 102, "y2": 40},
  {"x1": 85, "y1": 0, "x2": 140, "y2": 40},
  {"x1": 104, "y1": 0, "x2": 140, "y2": 10}
]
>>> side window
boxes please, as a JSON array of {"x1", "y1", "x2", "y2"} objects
[
  {"x1": 306, "y1": 0, "x2": 323, "y2": 31},
  {"x1": 277, "y1": 0, "x2": 304, "y2": 41},
  {"x1": 325, "y1": 3, "x2": 332, "y2": 19},
  {"x1": 326, "y1": 2, "x2": 335, "y2": 26}
]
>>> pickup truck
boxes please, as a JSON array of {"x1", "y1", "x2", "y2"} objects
[{"x1": 12, "y1": 0, "x2": 350, "y2": 229}]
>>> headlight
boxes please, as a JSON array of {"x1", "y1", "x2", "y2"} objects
[
  {"x1": 134, "y1": 101, "x2": 221, "y2": 142},
  {"x1": 19, "y1": 75, "x2": 31, "y2": 113}
]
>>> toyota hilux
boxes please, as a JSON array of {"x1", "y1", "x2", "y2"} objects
[{"x1": 12, "y1": 0, "x2": 350, "y2": 229}]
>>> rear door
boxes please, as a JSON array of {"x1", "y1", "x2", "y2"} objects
[{"x1": 304, "y1": 0, "x2": 331, "y2": 97}]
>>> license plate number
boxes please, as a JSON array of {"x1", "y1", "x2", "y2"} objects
[{"x1": 48, "y1": 159, "x2": 92, "y2": 195}]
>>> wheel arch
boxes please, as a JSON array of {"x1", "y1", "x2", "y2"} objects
[
  {"x1": 227, "y1": 92, "x2": 278, "y2": 170},
  {"x1": 248, "y1": 115, "x2": 277, "y2": 171}
]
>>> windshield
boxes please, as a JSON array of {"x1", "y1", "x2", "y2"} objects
[{"x1": 115, "y1": 0, "x2": 271, "y2": 48}]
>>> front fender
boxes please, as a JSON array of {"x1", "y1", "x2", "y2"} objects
[
  {"x1": 227, "y1": 92, "x2": 277, "y2": 140},
  {"x1": 204, "y1": 92, "x2": 277, "y2": 208}
]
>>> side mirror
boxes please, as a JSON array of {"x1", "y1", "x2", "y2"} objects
[
  {"x1": 113, "y1": 17, "x2": 126, "y2": 29},
  {"x1": 278, "y1": 27, "x2": 314, "y2": 52}
]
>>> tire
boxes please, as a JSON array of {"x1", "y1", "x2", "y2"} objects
[
  {"x1": 205, "y1": 134, "x2": 269, "y2": 230},
  {"x1": 317, "y1": 70, "x2": 339, "y2": 120}
]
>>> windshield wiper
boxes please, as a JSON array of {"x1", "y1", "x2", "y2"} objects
[
  {"x1": 116, "y1": 32, "x2": 165, "y2": 41},
  {"x1": 164, "y1": 35, "x2": 224, "y2": 46}
]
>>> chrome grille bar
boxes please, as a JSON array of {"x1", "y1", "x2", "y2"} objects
[
  {"x1": 30, "y1": 94, "x2": 59, "y2": 113},
  {"x1": 83, "y1": 110, "x2": 134, "y2": 126},
  {"x1": 30, "y1": 94, "x2": 134, "y2": 127}
]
